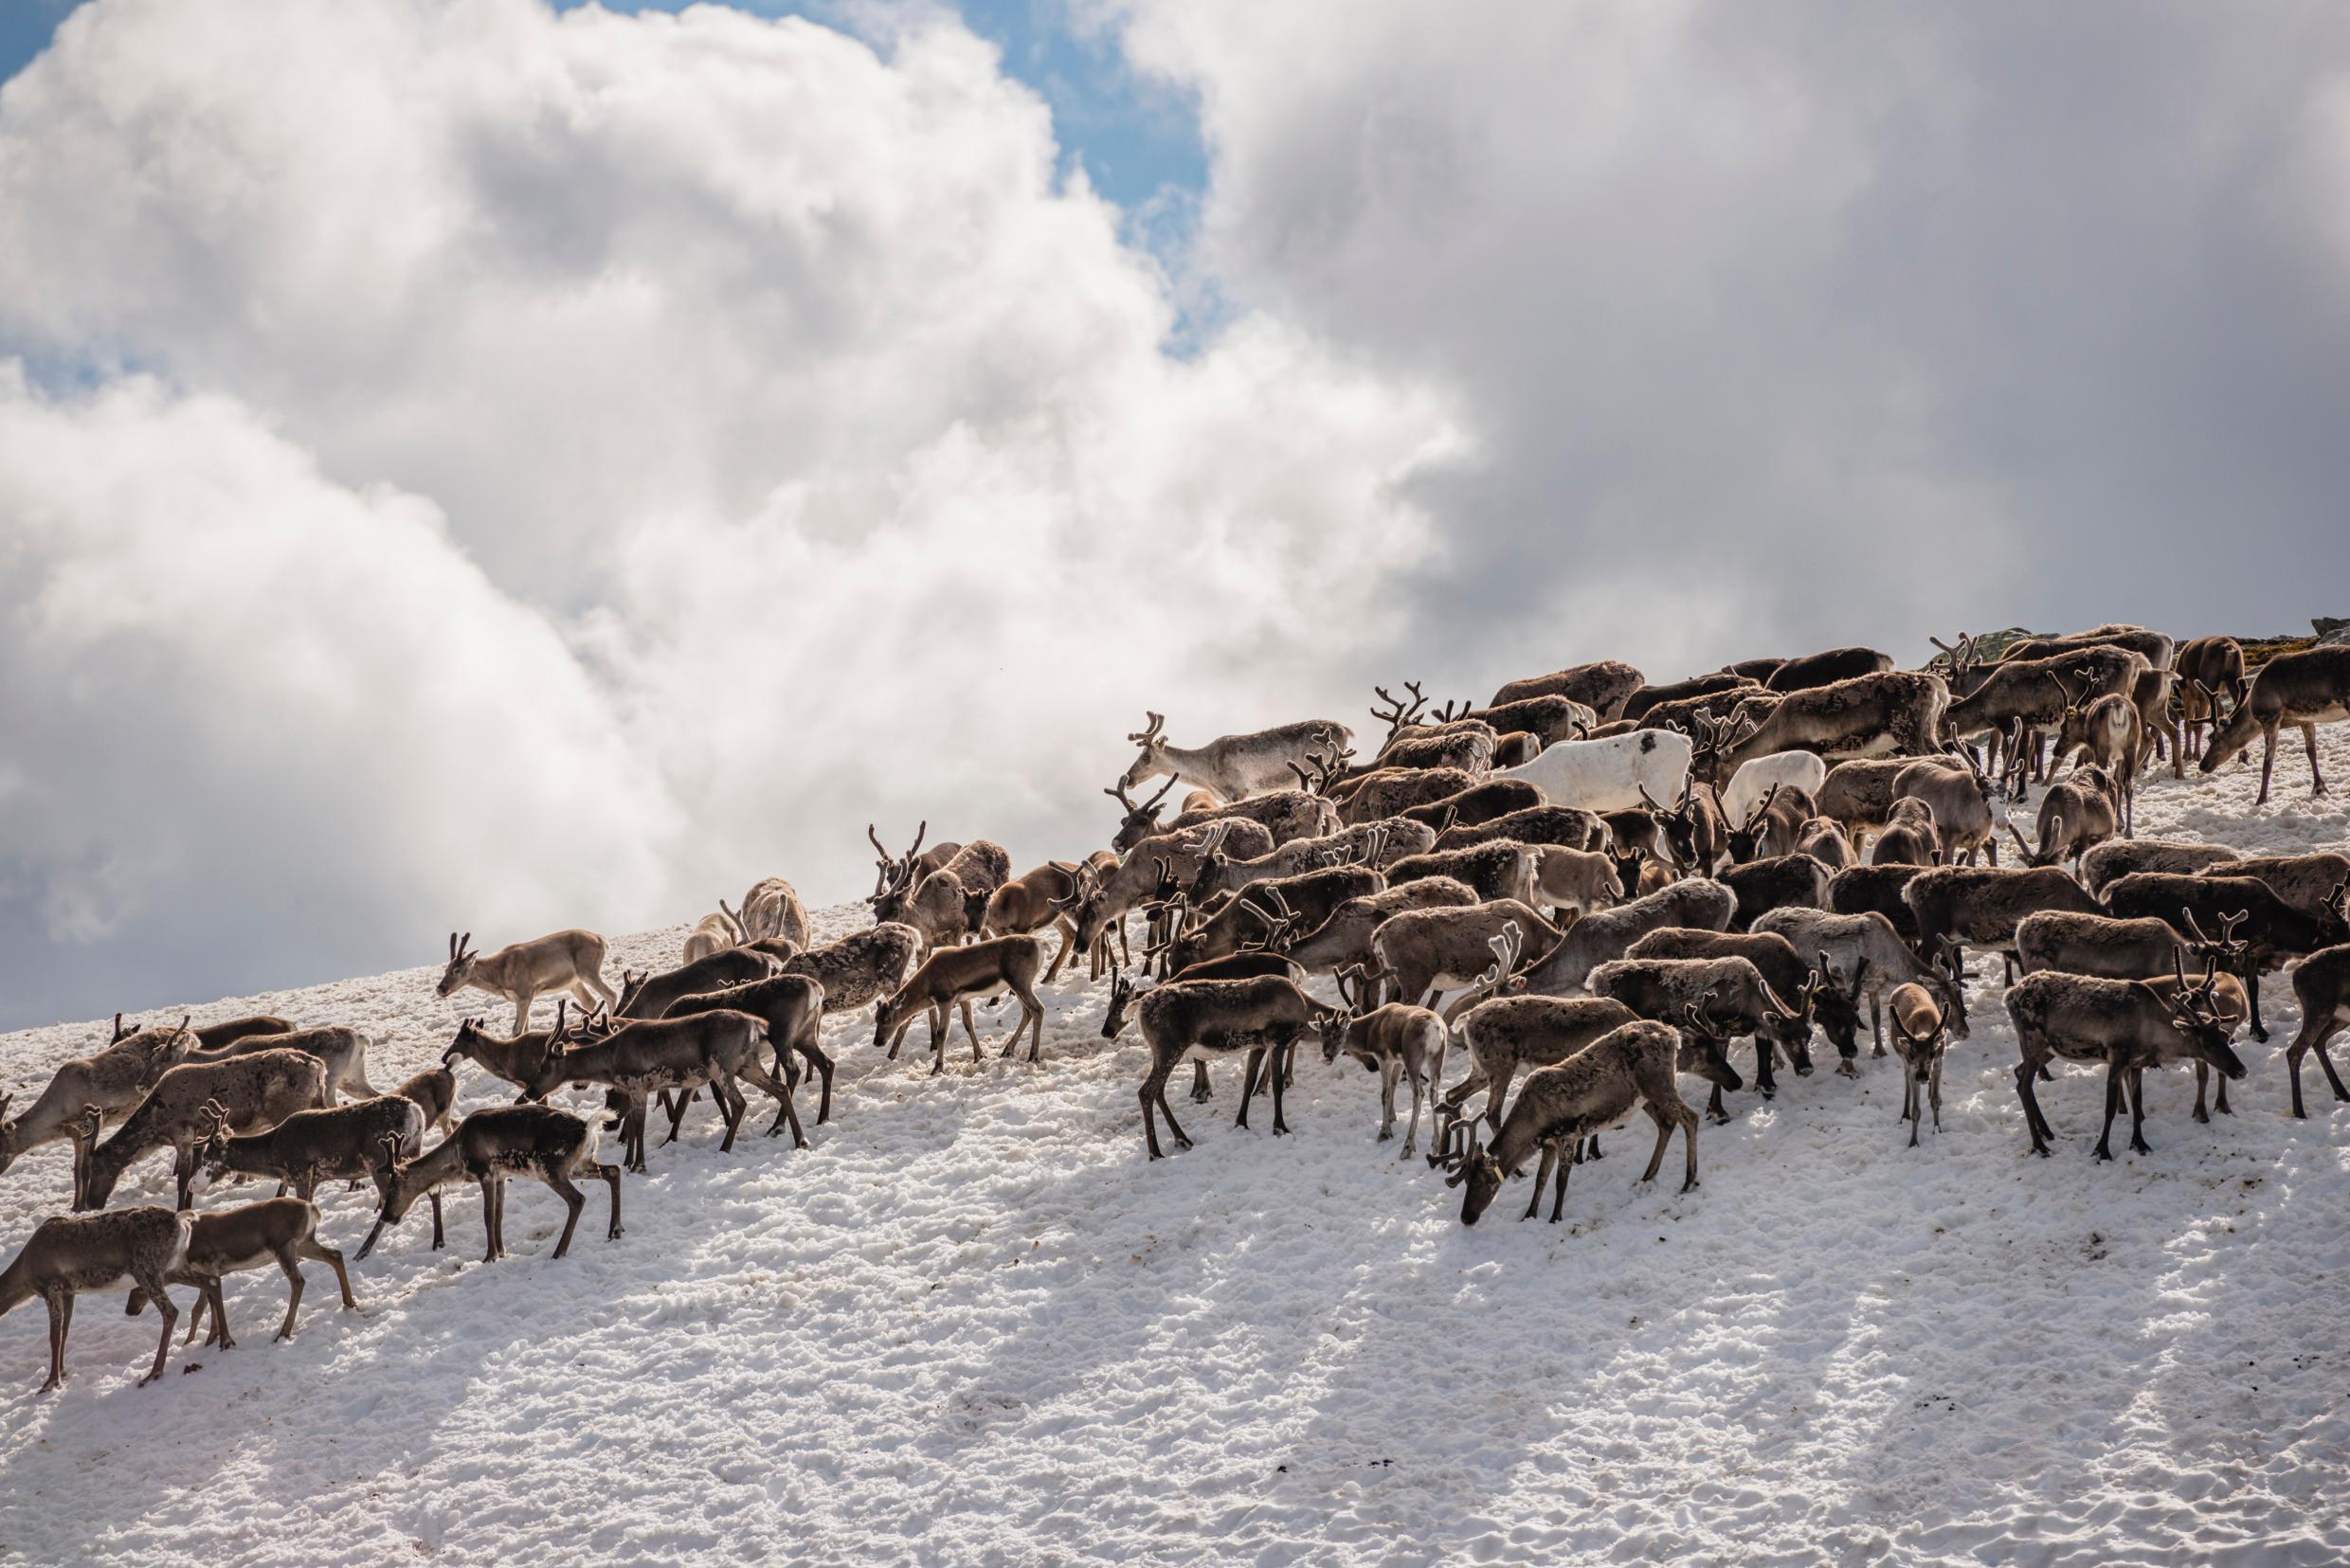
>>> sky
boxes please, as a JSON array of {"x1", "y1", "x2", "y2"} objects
[{"x1": 2, "y1": 0, "x2": 2347, "y2": 1030}]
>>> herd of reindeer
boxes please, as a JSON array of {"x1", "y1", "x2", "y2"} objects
[{"x1": 4, "y1": 626, "x2": 2349, "y2": 1395}]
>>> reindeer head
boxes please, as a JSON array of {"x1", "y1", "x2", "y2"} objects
[
  {"x1": 1809, "y1": 952, "x2": 1867, "y2": 1065},
  {"x1": 189, "y1": 1098, "x2": 238, "y2": 1186},
  {"x1": 1100, "y1": 970, "x2": 1138, "y2": 1039},
  {"x1": 2148, "y1": 953, "x2": 2251, "y2": 1082},
  {"x1": 1721, "y1": 783, "x2": 1781, "y2": 865},
  {"x1": 867, "y1": 822, "x2": 928, "y2": 921},
  {"x1": 1105, "y1": 775, "x2": 1178, "y2": 851},
  {"x1": 1371, "y1": 681, "x2": 1431, "y2": 744},
  {"x1": 443, "y1": 1017, "x2": 488, "y2": 1067},
  {"x1": 1448, "y1": 1119, "x2": 1507, "y2": 1226},
  {"x1": 437, "y1": 931, "x2": 479, "y2": 998},
  {"x1": 1928, "y1": 632, "x2": 1983, "y2": 694},
  {"x1": 1120, "y1": 712, "x2": 1171, "y2": 790},
  {"x1": 1677, "y1": 989, "x2": 1747, "y2": 1090}
]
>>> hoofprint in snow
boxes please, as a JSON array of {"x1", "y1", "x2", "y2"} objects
[{"x1": 3, "y1": 737, "x2": 2347, "y2": 1566}]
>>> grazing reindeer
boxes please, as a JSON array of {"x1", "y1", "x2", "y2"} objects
[
  {"x1": 1886, "y1": 983, "x2": 1948, "y2": 1148},
  {"x1": 1903, "y1": 865, "x2": 2103, "y2": 986},
  {"x1": 1321, "y1": 986, "x2": 1451, "y2": 1158},
  {"x1": 1754, "y1": 908, "x2": 1969, "y2": 1056},
  {"x1": 981, "y1": 860, "x2": 1094, "y2": 982},
  {"x1": 2081, "y1": 838, "x2": 2238, "y2": 898},
  {"x1": 737, "y1": 877, "x2": 809, "y2": 947},
  {"x1": 1722, "y1": 750, "x2": 1829, "y2": 826},
  {"x1": 525, "y1": 1008, "x2": 793, "y2": 1168},
  {"x1": 1716, "y1": 672, "x2": 1952, "y2": 779},
  {"x1": 2004, "y1": 958, "x2": 2248, "y2": 1160},
  {"x1": 1494, "y1": 729, "x2": 1693, "y2": 815},
  {"x1": 2106, "y1": 872, "x2": 2349, "y2": 1042},
  {"x1": 1521, "y1": 879, "x2": 1738, "y2": 995},
  {"x1": 2054, "y1": 680, "x2": 2144, "y2": 835},
  {"x1": 81, "y1": 1051, "x2": 331, "y2": 1210},
  {"x1": 126, "y1": 1197, "x2": 354, "y2": 1350},
  {"x1": 1871, "y1": 798, "x2": 1941, "y2": 867},
  {"x1": 1435, "y1": 994, "x2": 1639, "y2": 1159},
  {"x1": 662, "y1": 974, "x2": 830, "y2": 1126},
  {"x1": 1120, "y1": 712, "x2": 1354, "y2": 802},
  {"x1": 1449, "y1": 1018, "x2": 1708, "y2": 1225},
  {"x1": 2173, "y1": 637, "x2": 2247, "y2": 766},
  {"x1": 394, "y1": 1066, "x2": 459, "y2": 1136},
  {"x1": 442, "y1": 1008, "x2": 575, "y2": 1100},
  {"x1": 1165, "y1": 868, "x2": 1386, "y2": 974},
  {"x1": 1585, "y1": 961, "x2": 1780, "y2": 1119},
  {"x1": 190, "y1": 1026, "x2": 378, "y2": 1107},
  {"x1": 2283, "y1": 944, "x2": 2350, "y2": 1119},
  {"x1": 1123, "y1": 977, "x2": 1347, "y2": 1159},
  {"x1": 1370, "y1": 902, "x2": 1562, "y2": 1013},
  {"x1": 109, "y1": 1015, "x2": 293, "y2": 1051},
  {"x1": 0, "y1": 1206, "x2": 191, "y2": 1390},
  {"x1": 1469, "y1": 694, "x2": 1598, "y2": 748},
  {"x1": 1622, "y1": 673, "x2": 1758, "y2": 723},
  {"x1": 1432, "y1": 802, "x2": 1604, "y2": 850},
  {"x1": 375, "y1": 1106, "x2": 623, "y2": 1263},
  {"x1": 1767, "y1": 647, "x2": 1894, "y2": 693},
  {"x1": 779, "y1": 924, "x2": 921, "y2": 1015},
  {"x1": 683, "y1": 906, "x2": 746, "y2": 964},
  {"x1": 873, "y1": 936, "x2": 1048, "y2": 1075},
  {"x1": 197, "y1": 1095, "x2": 436, "y2": 1259},
  {"x1": 436, "y1": 929, "x2": 616, "y2": 1031},
  {"x1": 2200, "y1": 852, "x2": 2350, "y2": 923},
  {"x1": 1070, "y1": 821, "x2": 1259, "y2": 971},
  {"x1": 867, "y1": 823, "x2": 964, "y2": 922},
  {"x1": 2005, "y1": 765, "x2": 2121, "y2": 874},
  {"x1": 1491, "y1": 659, "x2": 1644, "y2": 717},
  {"x1": 1625, "y1": 928, "x2": 1827, "y2": 1083},
  {"x1": 0, "y1": 1018, "x2": 196, "y2": 1199}
]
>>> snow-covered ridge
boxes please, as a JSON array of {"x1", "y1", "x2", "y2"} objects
[{"x1": 2, "y1": 731, "x2": 2347, "y2": 1564}]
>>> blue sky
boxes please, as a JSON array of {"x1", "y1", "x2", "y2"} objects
[{"x1": 0, "y1": 0, "x2": 1205, "y2": 215}]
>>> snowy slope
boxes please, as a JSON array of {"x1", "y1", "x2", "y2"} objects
[{"x1": 3, "y1": 732, "x2": 2348, "y2": 1565}]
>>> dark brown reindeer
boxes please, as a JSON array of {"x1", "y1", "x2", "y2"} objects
[{"x1": 2199, "y1": 646, "x2": 2350, "y2": 804}]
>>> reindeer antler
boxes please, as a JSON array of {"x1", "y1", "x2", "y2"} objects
[{"x1": 1127, "y1": 712, "x2": 1167, "y2": 746}]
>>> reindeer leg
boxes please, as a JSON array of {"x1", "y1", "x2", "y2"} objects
[
  {"x1": 1929, "y1": 1053, "x2": 1943, "y2": 1133},
  {"x1": 273, "y1": 1247, "x2": 307, "y2": 1342},
  {"x1": 2094, "y1": 1060, "x2": 2123, "y2": 1161},
  {"x1": 480, "y1": 1176, "x2": 502, "y2": 1263},
  {"x1": 1236, "y1": 1050, "x2": 1262, "y2": 1129},
  {"x1": 2257, "y1": 726, "x2": 2277, "y2": 806},
  {"x1": 714, "y1": 1075, "x2": 748, "y2": 1155},
  {"x1": 1524, "y1": 1142, "x2": 1558, "y2": 1221},
  {"x1": 928, "y1": 1005, "x2": 949, "y2": 1077},
  {"x1": 513, "y1": 990, "x2": 537, "y2": 1034},
  {"x1": 1270, "y1": 1041, "x2": 1291, "y2": 1135},
  {"x1": 545, "y1": 1170, "x2": 587, "y2": 1260},
  {"x1": 1189, "y1": 1059, "x2": 1212, "y2": 1103},
  {"x1": 129, "y1": 1277, "x2": 176, "y2": 1386},
  {"x1": 1377, "y1": 1057, "x2": 1400, "y2": 1142},
  {"x1": 601, "y1": 1161, "x2": 624, "y2": 1239},
  {"x1": 2193, "y1": 1062, "x2": 2212, "y2": 1124},
  {"x1": 2016, "y1": 1059, "x2": 2053, "y2": 1157},
  {"x1": 300, "y1": 1235, "x2": 357, "y2": 1311},
  {"x1": 41, "y1": 1289, "x2": 67, "y2": 1392},
  {"x1": 2241, "y1": 956, "x2": 2269, "y2": 1043},
  {"x1": 2305, "y1": 722, "x2": 2325, "y2": 795},
  {"x1": 2126, "y1": 1066, "x2": 2153, "y2": 1156},
  {"x1": 1752, "y1": 1034, "x2": 1777, "y2": 1098},
  {"x1": 1154, "y1": 1063, "x2": 1194, "y2": 1154}
]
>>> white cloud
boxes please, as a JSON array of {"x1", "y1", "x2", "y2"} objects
[{"x1": 0, "y1": 0, "x2": 1457, "y2": 1022}]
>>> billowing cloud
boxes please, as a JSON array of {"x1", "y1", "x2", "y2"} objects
[
  {"x1": 0, "y1": 0, "x2": 1456, "y2": 1024},
  {"x1": 1104, "y1": 0, "x2": 2350, "y2": 688}
]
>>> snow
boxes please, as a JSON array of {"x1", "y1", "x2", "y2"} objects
[{"x1": 3, "y1": 730, "x2": 2348, "y2": 1564}]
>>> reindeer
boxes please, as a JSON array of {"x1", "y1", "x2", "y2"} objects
[
  {"x1": 0, "y1": 1018, "x2": 196, "y2": 1200},
  {"x1": 1885, "y1": 983, "x2": 1948, "y2": 1148},
  {"x1": 2081, "y1": 838, "x2": 2238, "y2": 898},
  {"x1": 1586, "y1": 961, "x2": 1784, "y2": 1121},
  {"x1": 1814, "y1": 757, "x2": 1921, "y2": 849},
  {"x1": 892, "y1": 840, "x2": 1014, "y2": 959},
  {"x1": 1435, "y1": 993, "x2": 1640, "y2": 1162},
  {"x1": 436, "y1": 928, "x2": 616, "y2": 1031},
  {"x1": 2105, "y1": 872, "x2": 2348, "y2": 1042},
  {"x1": 614, "y1": 947, "x2": 783, "y2": 1021},
  {"x1": 2173, "y1": 636, "x2": 2248, "y2": 766},
  {"x1": 1622, "y1": 673, "x2": 1759, "y2": 723},
  {"x1": 393, "y1": 1065, "x2": 459, "y2": 1137},
  {"x1": 1449, "y1": 1018, "x2": 1710, "y2": 1225},
  {"x1": 1383, "y1": 842, "x2": 1540, "y2": 908},
  {"x1": 1871, "y1": 798, "x2": 1941, "y2": 867},
  {"x1": 1368, "y1": 904, "x2": 1560, "y2": 1014},
  {"x1": 1719, "y1": 853, "x2": 1831, "y2": 932},
  {"x1": 1716, "y1": 782, "x2": 1814, "y2": 864},
  {"x1": 1335, "y1": 766, "x2": 1481, "y2": 824},
  {"x1": 441, "y1": 1008, "x2": 576, "y2": 1100},
  {"x1": 1490, "y1": 659, "x2": 1645, "y2": 718},
  {"x1": 661, "y1": 975, "x2": 828, "y2": 1128},
  {"x1": 737, "y1": 877, "x2": 809, "y2": 947},
  {"x1": 2199, "y1": 852, "x2": 2350, "y2": 924},
  {"x1": 0, "y1": 1206, "x2": 190, "y2": 1391},
  {"x1": 1903, "y1": 865, "x2": 2103, "y2": 987},
  {"x1": 190, "y1": 1026, "x2": 378, "y2": 1107},
  {"x1": 126, "y1": 1197, "x2": 355, "y2": 1350},
  {"x1": 1432, "y1": 802, "x2": 1604, "y2": 851},
  {"x1": 1119, "y1": 712, "x2": 1355, "y2": 802},
  {"x1": 982, "y1": 860, "x2": 1094, "y2": 981},
  {"x1": 1495, "y1": 729, "x2": 1693, "y2": 815},
  {"x1": 1278, "y1": 878, "x2": 1482, "y2": 980},
  {"x1": 2004, "y1": 958, "x2": 2248, "y2": 1160},
  {"x1": 1939, "y1": 647, "x2": 2148, "y2": 785},
  {"x1": 197, "y1": 1095, "x2": 434, "y2": 1257},
  {"x1": 1721, "y1": 750, "x2": 1830, "y2": 826},
  {"x1": 867, "y1": 823, "x2": 964, "y2": 921},
  {"x1": 1637, "y1": 783, "x2": 1727, "y2": 876},
  {"x1": 108, "y1": 1015, "x2": 293, "y2": 1052},
  {"x1": 1520, "y1": 879, "x2": 1738, "y2": 995},
  {"x1": 1121, "y1": 977, "x2": 1347, "y2": 1159},
  {"x1": 375, "y1": 1106, "x2": 622, "y2": 1263},
  {"x1": 778, "y1": 924, "x2": 921, "y2": 1016},
  {"x1": 2052, "y1": 676, "x2": 2144, "y2": 835},
  {"x1": 682, "y1": 906, "x2": 746, "y2": 964},
  {"x1": 1767, "y1": 647, "x2": 1894, "y2": 693},
  {"x1": 1071, "y1": 821, "x2": 1261, "y2": 970},
  {"x1": 873, "y1": 936, "x2": 1049, "y2": 1075},
  {"x1": 1825, "y1": 863, "x2": 1929, "y2": 946},
  {"x1": 1468, "y1": 694, "x2": 1599, "y2": 748},
  {"x1": 2283, "y1": 944, "x2": 2350, "y2": 1119},
  {"x1": 1625, "y1": 928, "x2": 1829, "y2": 1086},
  {"x1": 1151, "y1": 790, "x2": 1341, "y2": 850},
  {"x1": 1321, "y1": 986, "x2": 1451, "y2": 1158},
  {"x1": 1165, "y1": 868, "x2": 1386, "y2": 975},
  {"x1": 2016, "y1": 910, "x2": 2248, "y2": 986},
  {"x1": 1105, "y1": 775, "x2": 1183, "y2": 850},
  {"x1": 2004, "y1": 765, "x2": 2121, "y2": 874},
  {"x1": 1997, "y1": 623, "x2": 2176, "y2": 672},
  {"x1": 1753, "y1": 908, "x2": 1969, "y2": 1058},
  {"x1": 1715, "y1": 671, "x2": 1952, "y2": 781},
  {"x1": 81, "y1": 1051, "x2": 331, "y2": 1210},
  {"x1": 525, "y1": 1008, "x2": 791, "y2": 1169}
]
